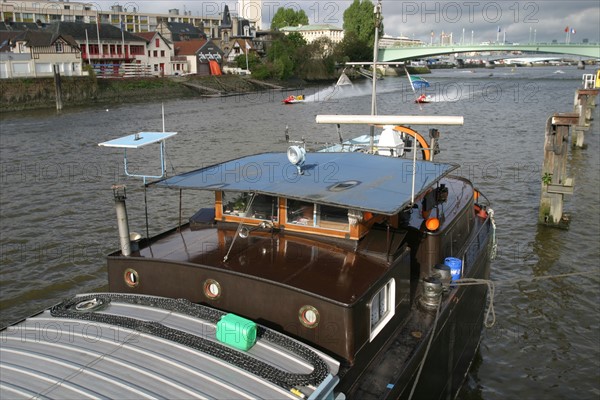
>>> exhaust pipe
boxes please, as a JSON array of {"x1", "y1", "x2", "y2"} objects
[{"x1": 112, "y1": 185, "x2": 131, "y2": 257}]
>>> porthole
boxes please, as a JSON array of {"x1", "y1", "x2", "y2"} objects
[
  {"x1": 299, "y1": 305, "x2": 320, "y2": 328},
  {"x1": 124, "y1": 268, "x2": 139, "y2": 288},
  {"x1": 203, "y1": 279, "x2": 221, "y2": 300}
]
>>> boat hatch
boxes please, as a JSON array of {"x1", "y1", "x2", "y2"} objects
[{"x1": 150, "y1": 152, "x2": 458, "y2": 216}]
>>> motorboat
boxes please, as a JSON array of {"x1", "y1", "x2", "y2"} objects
[
  {"x1": 415, "y1": 94, "x2": 432, "y2": 103},
  {"x1": 283, "y1": 95, "x2": 305, "y2": 104}
]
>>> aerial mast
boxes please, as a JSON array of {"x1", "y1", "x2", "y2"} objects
[{"x1": 369, "y1": 0, "x2": 383, "y2": 151}]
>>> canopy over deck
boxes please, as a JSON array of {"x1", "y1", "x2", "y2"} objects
[
  {"x1": 151, "y1": 152, "x2": 458, "y2": 215},
  {"x1": 98, "y1": 132, "x2": 177, "y2": 149}
]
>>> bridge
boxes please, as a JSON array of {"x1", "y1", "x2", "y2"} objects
[{"x1": 379, "y1": 43, "x2": 600, "y2": 62}]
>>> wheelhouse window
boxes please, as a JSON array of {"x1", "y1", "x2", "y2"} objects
[
  {"x1": 287, "y1": 199, "x2": 314, "y2": 226},
  {"x1": 223, "y1": 192, "x2": 278, "y2": 221},
  {"x1": 369, "y1": 279, "x2": 396, "y2": 341},
  {"x1": 286, "y1": 201, "x2": 349, "y2": 231},
  {"x1": 317, "y1": 204, "x2": 349, "y2": 231}
]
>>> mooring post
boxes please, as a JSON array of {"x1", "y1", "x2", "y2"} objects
[
  {"x1": 53, "y1": 64, "x2": 63, "y2": 111},
  {"x1": 572, "y1": 88, "x2": 599, "y2": 148},
  {"x1": 538, "y1": 113, "x2": 579, "y2": 228}
]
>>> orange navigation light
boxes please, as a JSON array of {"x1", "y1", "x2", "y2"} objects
[{"x1": 425, "y1": 217, "x2": 440, "y2": 231}]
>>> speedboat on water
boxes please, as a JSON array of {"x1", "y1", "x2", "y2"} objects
[
  {"x1": 415, "y1": 94, "x2": 432, "y2": 103},
  {"x1": 283, "y1": 94, "x2": 305, "y2": 104}
]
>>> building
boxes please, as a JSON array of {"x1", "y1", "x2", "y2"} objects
[
  {"x1": 224, "y1": 38, "x2": 253, "y2": 64},
  {"x1": 173, "y1": 39, "x2": 224, "y2": 76},
  {"x1": 0, "y1": 29, "x2": 82, "y2": 78},
  {"x1": 133, "y1": 31, "x2": 174, "y2": 76},
  {"x1": 280, "y1": 24, "x2": 344, "y2": 44},
  {"x1": 0, "y1": 0, "x2": 257, "y2": 36},
  {"x1": 379, "y1": 34, "x2": 422, "y2": 48},
  {"x1": 237, "y1": 0, "x2": 262, "y2": 30},
  {"x1": 45, "y1": 22, "x2": 147, "y2": 76},
  {"x1": 156, "y1": 22, "x2": 206, "y2": 42}
]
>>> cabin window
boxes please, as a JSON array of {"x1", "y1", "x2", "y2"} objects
[
  {"x1": 317, "y1": 204, "x2": 349, "y2": 231},
  {"x1": 369, "y1": 279, "x2": 396, "y2": 341},
  {"x1": 287, "y1": 200, "x2": 314, "y2": 226},
  {"x1": 287, "y1": 201, "x2": 350, "y2": 231},
  {"x1": 223, "y1": 192, "x2": 278, "y2": 221}
]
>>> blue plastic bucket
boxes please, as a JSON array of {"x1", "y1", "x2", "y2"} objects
[{"x1": 444, "y1": 257, "x2": 462, "y2": 281}]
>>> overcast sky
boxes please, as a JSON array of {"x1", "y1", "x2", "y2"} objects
[{"x1": 91, "y1": 1, "x2": 600, "y2": 43}]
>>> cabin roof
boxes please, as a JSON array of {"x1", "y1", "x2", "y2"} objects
[{"x1": 151, "y1": 152, "x2": 458, "y2": 215}]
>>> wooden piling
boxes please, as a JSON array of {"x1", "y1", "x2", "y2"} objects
[
  {"x1": 538, "y1": 113, "x2": 579, "y2": 228},
  {"x1": 572, "y1": 88, "x2": 599, "y2": 148},
  {"x1": 53, "y1": 64, "x2": 63, "y2": 111}
]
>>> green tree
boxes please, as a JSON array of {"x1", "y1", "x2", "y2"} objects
[
  {"x1": 271, "y1": 7, "x2": 309, "y2": 30},
  {"x1": 334, "y1": 31, "x2": 373, "y2": 62},
  {"x1": 264, "y1": 32, "x2": 307, "y2": 79},
  {"x1": 343, "y1": 0, "x2": 383, "y2": 46},
  {"x1": 295, "y1": 37, "x2": 338, "y2": 80},
  {"x1": 235, "y1": 51, "x2": 261, "y2": 70}
]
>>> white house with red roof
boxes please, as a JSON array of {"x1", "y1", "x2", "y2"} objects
[{"x1": 133, "y1": 31, "x2": 175, "y2": 76}]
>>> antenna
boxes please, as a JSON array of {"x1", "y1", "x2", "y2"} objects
[{"x1": 369, "y1": 0, "x2": 383, "y2": 152}]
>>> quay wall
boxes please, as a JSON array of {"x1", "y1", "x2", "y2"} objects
[{"x1": 0, "y1": 75, "x2": 285, "y2": 113}]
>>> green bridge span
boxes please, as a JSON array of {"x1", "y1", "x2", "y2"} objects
[{"x1": 379, "y1": 43, "x2": 600, "y2": 62}]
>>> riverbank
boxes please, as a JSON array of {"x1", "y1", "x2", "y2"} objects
[{"x1": 0, "y1": 75, "x2": 297, "y2": 113}]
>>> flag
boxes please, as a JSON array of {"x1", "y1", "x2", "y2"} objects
[
  {"x1": 409, "y1": 75, "x2": 430, "y2": 90},
  {"x1": 120, "y1": 20, "x2": 125, "y2": 31},
  {"x1": 245, "y1": 41, "x2": 251, "y2": 50}
]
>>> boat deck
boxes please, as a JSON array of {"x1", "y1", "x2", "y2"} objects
[
  {"x1": 0, "y1": 294, "x2": 339, "y2": 399},
  {"x1": 135, "y1": 226, "x2": 391, "y2": 304}
]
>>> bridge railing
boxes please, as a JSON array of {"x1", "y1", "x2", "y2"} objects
[{"x1": 385, "y1": 42, "x2": 600, "y2": 49}]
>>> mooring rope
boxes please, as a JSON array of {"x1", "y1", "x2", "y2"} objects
[
  {"x1": 407, "y1": 269, "x2": 596, "y2": 397},
  {"x1": 450, "y1": 270, "x2": 598, "y2": 330},
  {"x1": 407, "y1": 299, "x2": 441, "y2": 400},
  {"x1": 453, "y1": 278, "x2": 496, "y2": 328}
]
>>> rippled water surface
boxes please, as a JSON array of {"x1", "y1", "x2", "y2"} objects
[{"x1": 1, "y1": 66, "x2": 599, "y2": 399}]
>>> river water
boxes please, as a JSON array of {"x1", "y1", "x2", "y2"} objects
[{"x1": 1, "y1": 66, "x2": 599, "y2": 399}]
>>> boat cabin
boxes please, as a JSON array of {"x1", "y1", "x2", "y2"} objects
[{"x1": 104, "y1": 144, "x2": 488, "y2": 368}]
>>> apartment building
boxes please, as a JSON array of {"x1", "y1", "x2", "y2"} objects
[{"x1": 1, "y1": 0, "x2": 257, "y2": 38}]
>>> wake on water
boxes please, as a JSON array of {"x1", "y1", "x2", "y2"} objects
[
  {"x1": 303, "y1": 79, "x2": 405, "y2": 103},
  {"x1": 301, "y1": 78, "x2": 468, "y2": 104}
]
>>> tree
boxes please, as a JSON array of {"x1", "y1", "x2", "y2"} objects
[
  {"x1": 295, "y1": 38, "x2": 338, "y2": 80},
  {"x1": 271, "y1": 7, "x2": 309, "y2": 30},
  {"x1": 343, "y1": 0, "x2": 384, "y2": 46},
  {"x1": 235, "y1": 51, "x2": 261, "y2": 70},
  {"x1": 334, "y1": 31, "x2": 373, "y2": 62}
]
